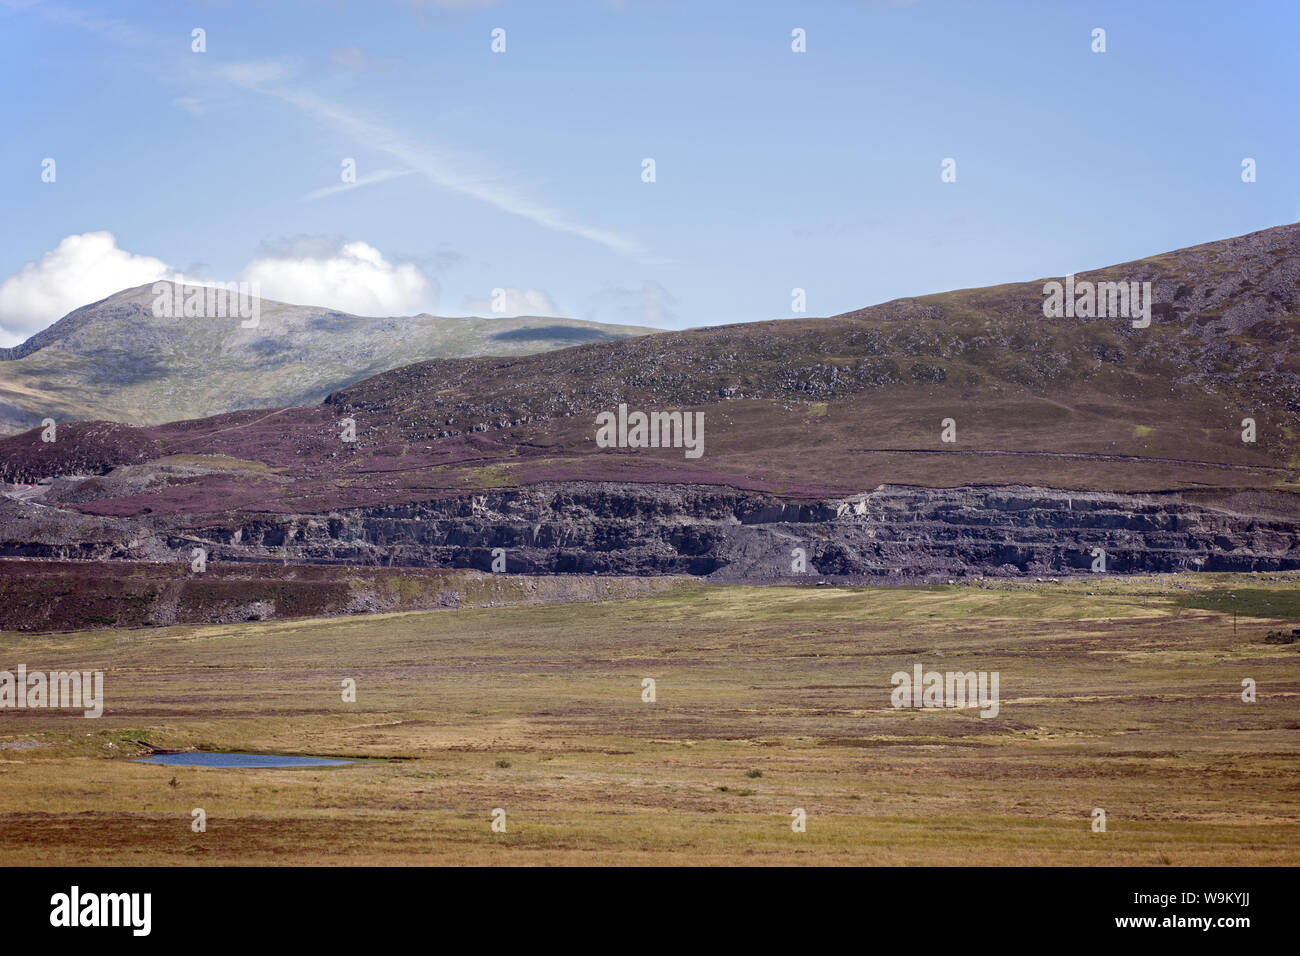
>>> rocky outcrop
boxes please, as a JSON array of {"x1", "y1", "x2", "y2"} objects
[{"x1": 4, "y1": 481, "x2": 1296, "y2": 580}]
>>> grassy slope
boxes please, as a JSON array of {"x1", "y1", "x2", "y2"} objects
[
  {"x1": 0, "y1": 561, "x2": 684, "y2": 632},
  {"x1": 1, "y1": 573, "x2": 1296, "y2": 865}
]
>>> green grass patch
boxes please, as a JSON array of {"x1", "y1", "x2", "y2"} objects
[{"x1": 1173, "y1": 587, "x2": 1300, "y2": 620}]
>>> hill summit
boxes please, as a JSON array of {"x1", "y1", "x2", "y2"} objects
[{"x1": 0, "y1": 281, "x2": 655, "y2": 435}]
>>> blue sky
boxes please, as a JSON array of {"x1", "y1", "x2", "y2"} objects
[{"x1": 0, "y1": 0, "x2": 1296, "y2": 344}]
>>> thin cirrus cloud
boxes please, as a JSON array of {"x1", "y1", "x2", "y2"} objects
[
  {"x1": 328, "y1": 44, "x2": 399, "y2": 73},
  {"x1": 301, "y1": 168, "x2": 419, "y2": 202},
  {"x1": 215, "y1": 60, "x2": 651, "y2": 261},
  {"x1": 173, "y1": 96, "x2": 204, "y2": 116},
  {"x1": 7, "y1": 1, "x2": 652, "y2": 258}
]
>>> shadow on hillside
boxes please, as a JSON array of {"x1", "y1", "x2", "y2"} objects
[{"x1": 491, "y1": 325, "x2": 620, "y2": 344}]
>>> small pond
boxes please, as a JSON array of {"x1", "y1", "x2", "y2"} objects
[{"x1": 136, "y1": 752, "x2": 353, "y2": 768}]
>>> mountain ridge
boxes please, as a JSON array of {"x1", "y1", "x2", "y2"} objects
[
  {"x1": 1, "y1": 223, "x2": 1297, "y2": 582},
  {"x1": 0, "y1": 281, "x2": 656, "y2": 434}
]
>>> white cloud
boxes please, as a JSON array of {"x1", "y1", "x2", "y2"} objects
[
  {"x1": 240, "y1": 238, "x2": 436, "y2": 315},
  {"x1": 0, "y1": 231, "x2": 172, "y2": 346},
  {"x1": 637, "y1": 280, "x2": 676, "y2": 326},
  {"x1": 0, "y1": 232, "x2": 441, "y2": 344},
  {"x1": 463, "y1": 287, "x2": 561, "y2": 317},
  {"x1": 588, "y1": 280, "x2": 676, "y2": 328}
]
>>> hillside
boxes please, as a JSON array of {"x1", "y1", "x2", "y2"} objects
[
  {"x1": 0, "y1": 281, "x2": 655, "y2": 434},
  {"x1": 323, "y1": 220, "x2": 1300, "y2": 481},
  {"x1": 1, "y1": 224, "x2": 1298, "y2": 582}
]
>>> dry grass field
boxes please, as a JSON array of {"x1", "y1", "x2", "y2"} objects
[{"x1": 1, "y1": 573, "x2": 1297, "y2": 865}]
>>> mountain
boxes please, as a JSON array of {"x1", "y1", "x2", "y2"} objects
[
  {"x1": 0, "y1": 281, "x2": 655, "y2": 434},
  {"x1": 2, "y1": 224, "x2": 1298, "y2": 591}
]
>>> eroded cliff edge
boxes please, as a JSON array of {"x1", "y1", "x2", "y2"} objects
[{"x1": 4, "y1": 481, "x2": 1297, "y2": 580}]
